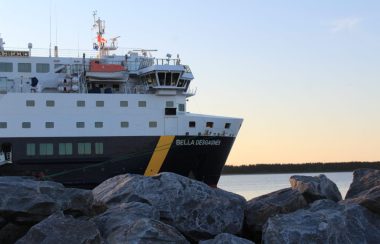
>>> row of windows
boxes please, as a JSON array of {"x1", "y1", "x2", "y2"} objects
[
  {"x1": 0, "y1": 62, "x2": 50, "y2": 73},
  {"x1": 26, "y1": 142, "x2": 103, "y2": 156},
  {"x1": 24, "y1": 99, "x2": 185, "y2": 110},
  {"x1": 188, "y1": 121, "x2": 231, "y2": 129},
  {"x1": 0, "y1": 121, "x2": 157, "y2": 129}
]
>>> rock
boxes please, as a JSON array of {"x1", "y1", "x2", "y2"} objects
[
  {"x1": 16, "y1": 212, "x2": 102, "y2": 244},
  {"x1": 200, "y1": 233, "x2": 254, "y2": 244},
  {"x1": 262, "y1": 199, "x2": 380, "y2": 244},
  {"x1": 290, "y1": 174, "x2": 342, "y2": 202},
  {"x1": 93, "y1": 172, "x2": 246, "y2": 241},
  {"x1": 0, "y1": 222, "x2": 31, "y2": 244},
  {"x1": 344, "y1": 185, "x2": 380, "y2": 214},
  {"x1": 345, "y1": 168, "x2": 380, "y2": 199},
  {"x1": 125, "y1": 218, "x2": 189, "y2": 243},
  {"x1": 244, "y1": 188, "x2": 307, "y2": 241},
  {"x1": 93, "y1": 202, "x2": 160, "y2": 243},
  {"x1": 0, "y1": 176, "x2": 95, "y2": 223}
]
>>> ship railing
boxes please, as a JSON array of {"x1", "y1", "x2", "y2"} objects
[
  {"x1": 126, "y1": 85, "x2": 149, "y2": 94},
  {"x1": 183, "y1": 87, "x2": 197, "y2": 97},
  {"x1": 138, "y1": 58, "x2": 182, "y2": 70}
]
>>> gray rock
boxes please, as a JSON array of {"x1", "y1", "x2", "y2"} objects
[
  {"x1": 345, "y1": 168, "x2": 380, "y2": 199},
  {"x1": 125, "y1": 218, "x2": 189, "y2": 243},
  {"x1": 16, "y1": 212, "x2": 102, "y2": 244},
  {"x1": 93, "y1": 172, "x2": 246, "y2": 241},
  {"x1": 344, "y1": 185, "x2": 380, "y2": 214},
  {"x1": 290, "y1": 174, "x2": 342, "y2": 202},
  {"x1": 200, "y1": 233, "x2": 254, "y2": 244},
  {"x1": 262, "y1": 199, "x2": 380, "y2": 244},
  {"x1": 0, "y1": 176, "x2": 94, "y2": 223},
  {"x1": 93, "y1": 202, "x2": 159, "y2": 243},
  {"x1": 0, "y1": 222, "x2": 31, "y2": 244},
  {"x1": 244, "y1": 188, "x2": 307, "y2": 241}
]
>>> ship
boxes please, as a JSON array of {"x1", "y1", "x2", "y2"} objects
[{"x1": 0, "y1": 12, "x2": 242, "y2": 188}]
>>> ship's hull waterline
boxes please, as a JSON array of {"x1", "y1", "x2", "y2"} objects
[{"x1": 0, "y1": 136, "x2": 235, "y2": 188}]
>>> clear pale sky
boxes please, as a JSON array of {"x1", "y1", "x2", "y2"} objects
[{"x1": 1, "y1": 0, "x2": 379, "y2": 165}]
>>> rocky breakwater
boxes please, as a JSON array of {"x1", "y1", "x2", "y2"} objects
[
  {"x1": 243, "y1": 168, "x2": 380, "y2": 243},
  {"x1": 1, "y1": 169, "x2": 379, "y2": 243},
  {"x1": 0, "y1": 172, "x2": 249, "y2": 243}
]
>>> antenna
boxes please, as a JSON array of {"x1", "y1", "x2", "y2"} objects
[{"x1": 49, "y1": 0, "x2": 52, "y2": 57}]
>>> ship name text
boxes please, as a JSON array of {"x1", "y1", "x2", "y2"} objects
[{"x1": 175, "y1": 139, "x2": 221, "y2": 146}]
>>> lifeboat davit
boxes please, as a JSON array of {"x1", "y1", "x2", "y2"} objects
[{"x1": 86, "y1": 60, "x2": 126, "y2": 80}]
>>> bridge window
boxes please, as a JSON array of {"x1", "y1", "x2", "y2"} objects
[
  {"x1": 0, "y1": 122, "x2": 7, "y2": 128},
  {"x1": 36, "y1": 63, "x2": 50, "y2": 73},
  {"x1": 59, "y1": 143, "x2": 72, "y2": 155},
  {"x1": 206, "y1": 122, "x2": 214, "y2": 128},
  {"x1": 0, "y1": 62, "x2": 13, "y2": 72},
  {"x1": 158, "y1": 72, "x2": 165, "y2": 86},
  {"x1": 166, "y1": 101, "x2": 174, "y2": 107},
  {"x1": 78, "y1": 143, "x2": 91, "y2": 155},
  {"x1": 40, "y1": 143, "x2": 53, "y2": 155},
  {"x1": 18, "y1": 63, "x2": 31, "y2": 73},
  {"x1": 26, "y1": 143, "x2": 36, "y2": 156},
  {"x1": 178, "y1": 104, "x2": 185, "y2": 112}
]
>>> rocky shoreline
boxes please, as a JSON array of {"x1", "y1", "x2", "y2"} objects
[{"x1": 0, "y1": 168, "x2": 379, "y2": 243}]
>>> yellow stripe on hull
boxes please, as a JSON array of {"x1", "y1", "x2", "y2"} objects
[{"x1": 144, "y1": 136, "x2": 175, "y2": 176}]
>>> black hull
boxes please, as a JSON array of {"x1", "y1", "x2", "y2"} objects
[{"x1": 0, "y1": 136, "x2": 235, "y2": 188}]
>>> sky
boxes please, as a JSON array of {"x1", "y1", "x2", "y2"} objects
[{"x1": 1, "y1": 0, "x2": 379, "y2": 165}]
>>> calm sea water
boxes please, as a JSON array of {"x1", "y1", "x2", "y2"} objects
[{"x1": 218, "y1": 172, "x2": 353, "y2": 200}]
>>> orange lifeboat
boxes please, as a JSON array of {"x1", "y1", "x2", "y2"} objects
[
  {"x1": 89, "y1": 60, "x2": 125, "y2": 72},
  {"x1": 87, "y1": 60, "x2": 126, "y2": 80}
]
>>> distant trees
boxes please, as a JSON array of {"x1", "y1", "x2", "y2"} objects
[{"x1": 221, "y1": 162, "x2": 380, "y2": 175}]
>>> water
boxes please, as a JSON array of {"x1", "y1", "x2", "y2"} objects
[{"x1": 218, "y1": 172, "x2": 353, "y2": 200}]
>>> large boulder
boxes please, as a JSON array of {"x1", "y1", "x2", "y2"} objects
[
  {"x1": 262, "y1": 199, "x2": 380, "y2": 244},
  {"x1": 0, "y1": 176, "x2": 95, "y2": 243},
  {"x1": 93, "y1": 172, "x2": 246, "y2": 241},
  {"x1": 125, "y1": 218, "x2": 189, "y2": 243},
  {"x1": 345, "y1": 168, "x2": 380, "y2": 199},
  {"x1": 16, "y1": 212, "x2": 102, "y2": 244},
  {"x1": 244, "y1": 188, "x2": 307, "y2": 241},
  {"x1": 93, "y1": 202, "x2": 160, "y2": 243},
  {"x1": 200, "y1": 233, "x2": 254, "y2": 244},
  {"x1": 344, "y1": 185, "x2": 380, "y2": 214},
  {"x1": 289, "y1": 174, "x2": 342, "y2": 202}
]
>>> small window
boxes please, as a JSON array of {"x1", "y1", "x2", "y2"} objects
[
  {"x1": 18, "y1": 63, "x2": 31, "y2": 73},
  {"x1": 189, "y1": 121, "x2": 196, "y2": 128},
  {"x1": 0, "y1": 62, "x2": 13, "y2": 72},
  {"x1": 46, "y1": 100, "x2": 55, "y2": 107},
  {"x1": 149, "y1": 121, "x2": 157, "y2": 128},
  {"x1": 206, "y1": 122, "x2": 214, "y2": 128},
  {"x1": 178, "y1": 104, "x2": 185, "y2": 112},
  {"x1": 59, "y1": 143, "x2": 72, "y2": 155},
  {"x1": 26, "y1": 100, "x2": 35, "y2": 107},
  {"x1": 40, "y1": 143, "x2": 53, "y2": 155},
  {"x1": 166, "y1": 101, "x2": 174, "y2": 107},
  {"x1": 121, "y1": 121, "x2": 129, "y2": 128},
  {"x1": 0, "y1": 122, "x2": 7, "y2": 128},
  {"x1": 96, "y1": 101, "x2": 104, "y2": 107},
  {"x1": 26, "y1": 143, "x2": 36, "y2": 156},
  {"x1": 77, "y1": 100, "x2": 85, "y2": 107},
  {"x1": 76, "y1": 122, "x2": 85, "y2": 128},
  {"x1": 165, "y1": 107, "x2": 176, "y2": 115},
  {"x1": 138, "y1": 101, "x2": 146, "y2": 107},
  {"x1": 225, "y1": 123, "x2": 231, "y2": 129},
  {"x1": 95, "y1": 142, "x2": 103, "y2": 154},
  {"x1": 36, "y1": 63, "x2": 50, "y2": 73},
  {"x1": 120, "y1": 101, "x2": 128, "y2": 107},
  {"x1": 78, "y1": 143, "x2": 91, "y2": 155},
  {"x1": 22, "y1": 122, "x2": 31, "y2": 128},
  {"x1": 95, "y1": 122, "x2": 103, "y2": 128},
  {"x1": 45, "y1": 122, "x2": 54, "y2": 128}
]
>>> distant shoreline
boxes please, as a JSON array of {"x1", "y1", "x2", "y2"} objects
[{"x1": 222, "y1": 161, "x2": 380, "y2": 175}]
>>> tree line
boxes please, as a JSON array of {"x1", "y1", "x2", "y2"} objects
[{"x1": 221, "y1": 161, "x2": 380, "y2": 175}]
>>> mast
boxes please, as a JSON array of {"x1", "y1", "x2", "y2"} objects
[{"x1": 92, "y1": 11, "x2": 119, "y2": 57}]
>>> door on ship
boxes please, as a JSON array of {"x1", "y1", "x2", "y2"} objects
[
  {"x1": 164, "y1": 117, "x2": 178, "y2": 135},
  {"x1": 0, "y1": 143, "x2": 12, "y2": 163}
]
